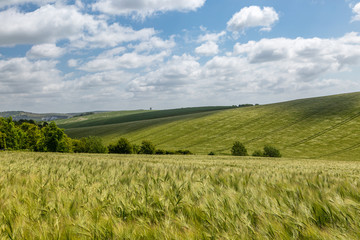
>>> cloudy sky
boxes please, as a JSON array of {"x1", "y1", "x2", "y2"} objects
[{"x1": 1, "y1": 0, "x2": 360, "y2": 112}]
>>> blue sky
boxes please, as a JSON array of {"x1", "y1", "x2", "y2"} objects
[{"x1": 0, "y1": 0, "x2": 360, "y2": 112}]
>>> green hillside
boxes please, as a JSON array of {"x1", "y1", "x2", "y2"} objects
[{"x1": 61, "y1": 92, "x2": 360, "y2": 160}]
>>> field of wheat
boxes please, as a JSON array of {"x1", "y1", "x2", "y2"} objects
[{"x1": 1, "y1": 152, "x2": 360, "y2": 239}]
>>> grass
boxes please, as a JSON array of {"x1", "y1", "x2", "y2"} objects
[
  {"x1": 57, "y1": 106, "x2": 234, "y2": 129},
  {"x1": 59, "y1": 92, "x2": 360, "y2": 159},
  {"x1": 1, "y1": 152, "x2": 360, "y2": 239}
]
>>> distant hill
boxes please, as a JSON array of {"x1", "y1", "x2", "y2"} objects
[
  {"x1": 0, "y1": 111, "x2": 74, "y2": 121},
  {"x1": 59, "y1": 92, "x2": 360, "y2": 160}
]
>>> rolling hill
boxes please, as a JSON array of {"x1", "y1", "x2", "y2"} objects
[
  {"x1": 0, "y1": 111, "x2": 76, "y2": 121},
  {"x1": 59, "y1": 92, "x2": 360, "y2": 160}
]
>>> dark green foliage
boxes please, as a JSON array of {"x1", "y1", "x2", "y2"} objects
[
  {"x1": 155, "y1": 149, "x2": 166, "y2": 155},
  {"x1": 132, "y1": 144, "x2": 140, "y2": 154},
  {"x1": 0, "y1": 131, "x2": 6, "y2": 150},
  {"x1": 0, "y1": 117, "x2": 23, "y2": 150},
  {"x1": 73, "y1": 136, "x2": 107, "y2": 153},
  {"x1": 252, "y1": 146, "x2": 281, "y2": 158},
  {"x1": 208, "y1": 151, "x2": 215, "y2": 155},
  {"x1": 0, "y1": 117, "x2": 72, "y2": 152},
  {"x1": 252, "y1": 150, "x2": 263, "y2": 157},
  {"x1": 263, "y1": 145, "x2": 281, "y2": 158},
  {"x1": 40, "y1": 122, "x2": 72, "y2": 152},
  {"x1": 165, "y1": 150, "x2": 175, "y2": 155},
  {"x1": 140, "y1": 140, "x2": 156, "y2": 154},
  {"x1": 231, "y1": 141, "x2": 248, "y2": 156},
  {"x1": 20, "y1": 122, "x2": 42, "y2": 151},
  {"x1": 108, "y1": 138, "x2": 133, "y2": 154},
  {"x1": 175, "y1": 150, "x2": 193, "y2": 155}
]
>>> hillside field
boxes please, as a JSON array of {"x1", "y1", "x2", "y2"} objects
[
  {"x1": 59, "y1": 92, "x2": 360, "y2": 160},
  {"x1": 1, "y1": 152, "x2": 360, "y2": 239}
]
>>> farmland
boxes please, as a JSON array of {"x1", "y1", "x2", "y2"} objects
[
  {"x1": 60, "y1": 92, "x2": 360, "y2": 160},
  {"x1": 1, "y1": 152, "x2": 360, "y2": 239}
]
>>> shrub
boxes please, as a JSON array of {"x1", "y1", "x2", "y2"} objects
[
  {"x1": 165, "y1": 150, "x2": 175, "y2": 155},
  {"x1": 155, "y1": 149, "x2": 166, "y2": 155},
  {"x1": 73, "y1": 136, "x2": 107, "y2": 153},
  {"x1": 140, "y1": 140, "x2": 155, "y2": 154},
  {"x1": 132, "y1": 144, "x2": 140, "y2": 154},
  {"x1": 175, "y1": 149, "x2": 193, "y2": 155},
  {"x1": 263, "y1": 145, "x2": 281, "y2": 158},
  {"x1": 231, "y1": 141, "x2": 248, "y2": 156},
  {"x1": 108, "y1": 138, "x2": 133, "y2": 154},
  {"x1": 208, "y1": 151, "x2": 215, "y2": 155},
  {"x1": 252, "y1": 150, "x2": 263, "y2": 157}
]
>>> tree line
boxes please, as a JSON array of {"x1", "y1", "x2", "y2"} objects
[{"x1": 0, "y1": 117, "x2": 192, "y2": 155}]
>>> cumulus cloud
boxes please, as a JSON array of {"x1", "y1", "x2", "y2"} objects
[
  {"x1": 227, "y1": 6, "x2": 279, "y2": 33},
  {"x1": 352, "y1": 2, "x2": 360, "y2": 22},
  {"x1": 233, "y1": 33, "x2": 360, "y2": 70},
  {"x1": 0, "y1": 4, "x2": 155, "y2": 47},
  {"x1": 130, "y1": 36, "x2": 176, "y2": 53},
  {"x1": 197, "y1": 31, "x2": 226, "y2": 43},
  {"x1": 0, "y1": 0, "x2": 55, "y2": 8},
  {"x1": 26, "y1": 44, "x2": 65, "y2": 59},
  {"x1": 0, "y1": 57, "x2": 62, "y2": 95},
  {"x1": 128, "y1": 54, "x2": 200, "y2": 93},
  {"x1": 195, "y1": 41, "x2": 219, "y2": 56},
  {"x1": 80, "y1": 50, "x2": 169, "y2": 72},
  {"x1": 93, "y1": 0, "x2": 206, "y2": 18}
]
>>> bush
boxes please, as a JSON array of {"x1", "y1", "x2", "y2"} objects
[
  {"x1": 231, "y1": 141, "x2": 248, "y2": 156},
  {"x1": 263, "y1": 145, "x2": 281, "y2": 158},
  {"x1": 132, "y1": 144, "x2": 140, "y2": 154},
  {"x1": 175, "y1": 149, "x2": 193, "y2": 155},
  {"x1": 108, "y1": 138, "x2": 133, "y2": 154},
  {"x1": 140, "y1": 140, "x2": 155, "y2": 154},
  {"x1": 73, "y1": 136, "x2": 107, "y2": 153},
  {"x1": 208, "y1": 151, "x2": 215, "y2": 155},
  {"x1": 252, "y1": 150, "x2": 263, "y2": 157},
  {"x1": 155, "y1": 149, "x2": 166, "y2": 155}
]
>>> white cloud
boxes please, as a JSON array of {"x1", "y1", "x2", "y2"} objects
[
  {"x1": 130, "y1": 36, "x2": 176, "y2": 53},
  {"x1": 80, "y1": 50, "x2": 169, "y2": 72},
  {"x1": 128, "y1": 54, "x2": 200, "y2": 93},
  {"x1": 92, "y1": 0, "x2": 206, "y2": 18},
  {"x1": 195, "y1": 41, "x2": 219, "y2": 56},
  {"x1": 0, "y1": 0, "x2": 55, "y2": 8},
  {"x1": 233, "y1": 33, "x2": 360, "y2": 70},
  {"x1": 197, "y1": 31, "x2": 226, "y2": 43},
  {"x1": 0, "y1": 57, "x2": 62, "y2": 96},
  {"x1": 68, "y1": 59, "x2": 79, "y2": 68},
  {"x1": 0, "y1": 4, "x2": 155, "y2": 48},
  {"x1": 352, "y1": 2, "x2": 360, "y2": 22},
  {"x1": 26, "y1": 44, "x2": 65, "y2": 59},
  {"x1": 227, "y1": 6, "x2": 279, "y2": 33}
]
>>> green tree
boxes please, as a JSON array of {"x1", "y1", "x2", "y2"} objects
[
  {"x1": 75, "y1": 136, "x2": 107, "y2": 153},
  {"x1": 108, "y1": 138, "x2": 133, "y2": 154},
  {"x1": 0, "y1": 131, "x2": 6, "y2": 150},
  {"x1": 20, "y1": 122, "x2": 42, "y2": 151},
  {"x1": 40, "y1": 122, "x2": 72, "y2": 152},
  {"x1": 140, "y1": 140, "x2": 155, "y2": 154},
  {"x1": 0, "y1": 117, "x2": 23, "y2": 150},
  {"x1": 263, "y1": 145, "x2": 281, "y2": 158},
  {"x1": 231, "y1": 141, "x2": 248, "y2": 156}
]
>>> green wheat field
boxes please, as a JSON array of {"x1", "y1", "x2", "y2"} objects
[{"x1": 1, "y1": 152, "x2": 360, "y2": 239}]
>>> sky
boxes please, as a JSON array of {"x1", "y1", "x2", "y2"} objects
[{"x1": 0, "y1": 0, "x2": 360, "y2": 113}]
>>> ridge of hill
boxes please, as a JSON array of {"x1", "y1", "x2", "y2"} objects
[
  {"x1": 0, "y1": 111, "x2": 75, "y2": 121},
  {"x1": 61, "y1": 92, "x2": 360, "y2": 160}
]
